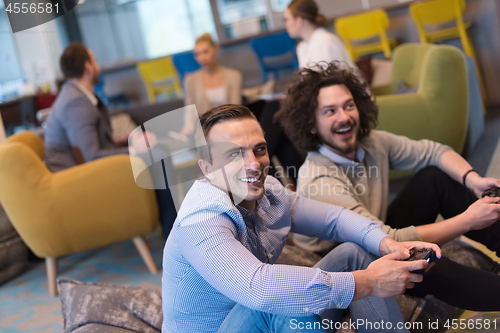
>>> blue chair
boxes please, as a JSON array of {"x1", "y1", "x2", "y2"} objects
[
  {"x1": 250, "y1": 32, "x2": 299, "y2": 83},
  {"x1": 172, "y1": 51, "x2": 201, "y2": 83}
]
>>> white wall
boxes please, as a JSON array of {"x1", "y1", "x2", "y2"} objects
[{"x1": 12, "y1": 19, "x2": 64, "y2": 93}]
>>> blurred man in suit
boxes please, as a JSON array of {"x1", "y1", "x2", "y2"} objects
[
  {"x1": 44, "y1": 43, "x2": 177, "y2": 236},
  {"x1": 44, "y1": 43, "x2": 127, "y2": 171}
]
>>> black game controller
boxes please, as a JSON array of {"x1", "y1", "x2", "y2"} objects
[
  {"x1": 482, "y1": 186, "x2": 500, "y2": 199},
  {"x1": 404, "y1": 248, "x2": 436, "y2": 275}
]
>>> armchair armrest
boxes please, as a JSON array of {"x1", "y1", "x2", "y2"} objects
[{"x1": 370, "y1": 83, "x2": 394, "y2": 96}]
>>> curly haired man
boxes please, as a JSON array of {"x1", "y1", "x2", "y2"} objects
[{"x1": 276, "y1": 61, "x2": 500, "y2": 311}]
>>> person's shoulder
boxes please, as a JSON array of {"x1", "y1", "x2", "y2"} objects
[
  {"x1": 359, "y1": 130, "x2": 400, "y2": 151},
  {"x1": 314, "y1": 28, "x2": 344, "y2": 47},
  {"x1": 262, "y1": 175, "x2": 294, "y2": 205},
  {"x1": 314, "y1": 28, "x2": 336, "y2": 42},
  {"x1": 297, "y1": 152, "x2": 326, "y2": 186},
  {"x1": 53, "y1": 82, "x2": 81, "y2": 103},
  {"x1": 185, "y1": 70, "x2": 202, "y2": 84},
  {"x1": 52, "y1": 83, "x2": 92, "y2": 115},
  {"x1": 222, "y1": 67, "x2": 242, "y2": 80},
  {"x1": 176, "y1": 180, "x2": 240, "y2": 226},
  {"x1": 263, "y1": 175, "x2": 282, "y2": 189}
]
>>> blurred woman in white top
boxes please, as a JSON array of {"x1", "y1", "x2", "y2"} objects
[
  {"x1": 284, "y1": 0, "x2": 356, "y2": 70},
  {"x1": 179, "y1": 33, "x2": 242, "y2": 137}
]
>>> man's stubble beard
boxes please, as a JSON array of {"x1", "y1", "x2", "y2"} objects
[
  {"x1": 91, "y1": 71, "x2": 100, "y2": 86},
  {"x1": 317, "y1": 126, "x2": 358, "y2": 156}
]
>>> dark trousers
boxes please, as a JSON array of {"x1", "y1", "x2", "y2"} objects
[{"x1": 386, "y1": 167, "x2": 500, "y2": 310}]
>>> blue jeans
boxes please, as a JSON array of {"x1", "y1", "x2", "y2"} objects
[{"x1": 218, "y1": 243, "x2": 408, "y2": 333}]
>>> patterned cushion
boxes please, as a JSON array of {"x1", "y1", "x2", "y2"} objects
[
  {"x1": 0, "y1": 203, "x2": 28, "y2": 286},
  {"x1": 57, "y1": 278, "x2": 162, "y2": 333}
]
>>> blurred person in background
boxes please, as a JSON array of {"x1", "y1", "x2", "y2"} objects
[
  {"x1": 284, "y1": 0, "x2": 355, "y2": 71},
  {"x1": 45, "y1": 43, "x2": 177, "y2": 238},
  {"x1": 177, "y1": 33, "x2": 243, "y2": 139}
]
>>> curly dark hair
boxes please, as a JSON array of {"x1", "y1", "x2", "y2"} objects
[{"x1": 275, "y1": 61, "x2": 378, "y2": 153}]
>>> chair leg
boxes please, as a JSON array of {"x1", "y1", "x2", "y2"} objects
[
  {"x1": 133, "y1": 236, "x2": 158, "y2": 274},
  {"x1": 45, "y1": 257, "x2": 58, "y2": 297}
]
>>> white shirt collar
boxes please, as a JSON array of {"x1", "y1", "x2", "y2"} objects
[
  {"x1": 318, "y1": 144, "x2": 365, "y2": 168},
  {"x1": 71, "y1": 81, "x2": 98, "y2": 106}
]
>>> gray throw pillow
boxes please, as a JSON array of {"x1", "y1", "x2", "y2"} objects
[{"x1": 57, "y1": 278, "x2": 162, "y2": 333}]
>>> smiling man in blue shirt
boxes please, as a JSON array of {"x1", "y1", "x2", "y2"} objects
[{"x1": 161, "y1": 104, "x2": 439, "y2": 333}]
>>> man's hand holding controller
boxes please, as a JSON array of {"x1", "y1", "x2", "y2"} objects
[{"x1": 351, "y1": 238, "x2": 441, "y2": 301}]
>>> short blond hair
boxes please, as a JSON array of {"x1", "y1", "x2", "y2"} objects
[{"x1": 195, "y1": 33, "x2": 216, "y2": 47}]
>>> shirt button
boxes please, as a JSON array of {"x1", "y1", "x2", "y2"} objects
[
  {"x1": 304, "y1": 307, "x2": 310, "y2": 312},
  {"x1": 337, "y1": 302, "x2": 342, "y2": 307}
]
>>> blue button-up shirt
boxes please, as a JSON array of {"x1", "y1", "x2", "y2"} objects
[
  {"x1": 161, "y1": 176, "x2": 388, "y2": 332},
  {"x1": 318, "y1": 144, "x2": 365, "y2": 168}
]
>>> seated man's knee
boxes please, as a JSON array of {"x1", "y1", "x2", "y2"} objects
[{"x1": 314, "y1": 242, "x2": 374, "y2": 272}]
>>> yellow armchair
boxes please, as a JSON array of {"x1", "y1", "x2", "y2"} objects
[{"x1": 0, "y1": 131, "x2": 160, "y2": 296}]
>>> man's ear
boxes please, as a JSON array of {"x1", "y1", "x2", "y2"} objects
[
  {"x1": 84, "y1": 60, "x2": 92, "y2": 75},
  {"x1": 198, "y1": 159, "x2": 214, "y2": 180},
  {"x1": 311, "y1": 127, "x2": 317, "y2": 135}
]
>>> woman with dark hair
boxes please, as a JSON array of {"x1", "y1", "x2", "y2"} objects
[{"x1": 284, "y1": 0, "x2": 355, "y2": 70}]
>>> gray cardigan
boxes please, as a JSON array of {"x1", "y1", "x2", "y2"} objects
[
  {"x1": 295, "y1": 130, "x2": 452, "y2": 253},
  {"x1": 44, "y1": 81, "x2": 128, "y2": 172}
]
